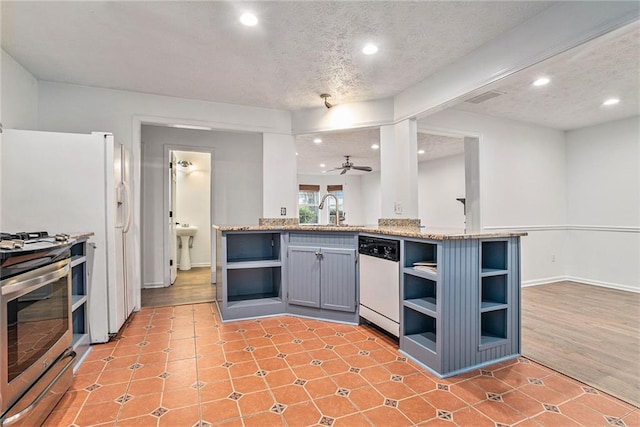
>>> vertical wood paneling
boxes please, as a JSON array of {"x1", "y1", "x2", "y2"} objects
[
  {"x1": 288, "y1": 246, "x2": 321, "y2": 307},
  {"x1": 289, "y1": 232, "x2": 355, "y2": 248},
  {"x1": 321, "y1": 248, "x2": 356, "y2": 312}
]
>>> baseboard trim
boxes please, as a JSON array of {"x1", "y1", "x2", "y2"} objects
[
  {"x1": 522, "y1": 275, "x2": 639, "y2": 293},
  {"x1": 142, "y1": 282, "x2": 166, "y2": 289},
  {"x1": 521, "y1": 276, "x2": 567, "y2": 287},
  {"x1": 177, "y1": 263, "x2": 211, "y2": 268},
  {"x1": 565, "y1": 276, "x2": 640, "y2": 293}
]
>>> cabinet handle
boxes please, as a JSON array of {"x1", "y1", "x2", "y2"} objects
[{"x1": 315, "y1": 252, "x2": 323, "y2": 259}]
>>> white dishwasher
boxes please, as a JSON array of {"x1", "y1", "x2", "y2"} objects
[{"x1": 358, "y1": 236, "x2": 400, "y2": 337}]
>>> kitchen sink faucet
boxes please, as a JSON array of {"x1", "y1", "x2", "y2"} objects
[{"x1": 318, "y1": 193, "x2": 342, "y2": 226}]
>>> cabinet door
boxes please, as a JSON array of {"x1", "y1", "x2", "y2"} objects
[
  {"x1": 320, "y1": 248, "x2": 356, "y2": 312},
  {"x1": 288, "y1": 246, "x2": 321, "y2": 308}
]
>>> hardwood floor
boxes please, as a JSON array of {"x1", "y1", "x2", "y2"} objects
[
  {"x1": 521, "y1": 281, "x2": 640, "y2": 407},
  {"x1": 141, "y1": 267, "x2": 218, "y2": 308}
]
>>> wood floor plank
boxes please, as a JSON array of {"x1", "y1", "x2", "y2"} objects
[
  {"x1": 141, "y1": 267, "x2": 217, "y2": 308},
  {"x1": 522, "y1": 281, "x2": 640, "y2": 407}
]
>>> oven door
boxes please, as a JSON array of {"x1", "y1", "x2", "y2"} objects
[{"x1": 0, "y1": 260, "x2": 72, "y2": 415}]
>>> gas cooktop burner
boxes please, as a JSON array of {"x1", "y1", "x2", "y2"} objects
[
  {"x1": 0, "y1": 231, "x2": 50, "y2": 241},
  {"x1": 0, "y1": 231, "x2": 74, "y2": 280}
]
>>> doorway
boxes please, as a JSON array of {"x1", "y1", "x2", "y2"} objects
[{"x1": 141, "y1": 148, "x2": 216, "y2": 308}]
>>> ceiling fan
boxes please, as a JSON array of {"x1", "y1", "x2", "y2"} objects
[{"x1": 327, "y1": 156, "x2": 373, "y2": 175}]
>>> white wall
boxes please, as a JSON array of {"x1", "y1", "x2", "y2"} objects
[
  {"x1": 565, "y1": 116, "x2": 640, "y2": 291},
  {"x1": 1, "y1": 50, "x2": 38, "y2": 130},
  {"x1": 141, "y1": 125, "x2": 262, "y2": 287},
  {"x1": 418, "y1": 154, "x2": 466, "y2": 230},
  {"x1": 296, "y1": 174, "x2": 365, "y2": 226},
  {"x1": 420, "y1": 109, "x2": 568, "y2": 284},
  {"x1": 175, "y1": 151, "x2": 211, "y2": 268},
  {"x1": 263, "y1": 133, "x2": 297, "y2": 218},
  {"x1": 360, "y1": 172, "x2": 381, "y2": 225}
]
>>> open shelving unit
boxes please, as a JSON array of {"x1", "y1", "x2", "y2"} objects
[
  {"x1": 400, "y1": 239, "x2": 441, "y2": 371},
  {"x1": 399, "y1": 236, "x2": 521, "y2": 378},
  {"x1": 70, "y1": 239, "x2": 92, "y2": 372},
  {"x1": 479, "y1": 240, "x2": 509, "y2": 349},
  {"x1": 220, "y1": 232, "x2": 285, "y2": 320}
]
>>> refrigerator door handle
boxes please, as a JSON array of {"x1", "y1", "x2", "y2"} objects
[{"x1": 122, "y1": 180, "x2": 132, "y2": 233}]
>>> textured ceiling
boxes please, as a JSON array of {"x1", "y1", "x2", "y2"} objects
[
  {"x1": 1, "y1": 1, "x2": 553, "y2": 111},
  {"x1": 296, "y1": 128, "x2": 463, "y2": 175},
  {"x1": 452, "y1": 25, "x2": 640, "y2": 130}
]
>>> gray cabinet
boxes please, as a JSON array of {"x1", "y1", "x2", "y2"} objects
[
  {"x1": 321, "y1": 248, "x2": 357, "y2": 312},
  {"x1": 287, "y1": 246, "x2": 356, "y2": 312},
  {"x1": 400, "y1": 236, "x2": 521, "y2": 378},
  {"x1": 287, "y1": 246, "x2": 320, "y2": 307},
  {"x1": 287, "y1": 232, "x2": 358, "y2": 323}
]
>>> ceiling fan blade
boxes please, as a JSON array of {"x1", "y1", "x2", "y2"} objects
[
  {"x1": 352, "y1": 166, "x2": 373, "y2": 172},
  {"x1": 325, "y1": 167, "x2": 343, "y2": 172},
  {"x1": 340, "y1": 168, "x2": 348, "y2": 175}
]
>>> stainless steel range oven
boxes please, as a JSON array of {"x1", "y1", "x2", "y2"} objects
[{"x1": 0, "y1": 232, "x2": 76, "y2": 426}]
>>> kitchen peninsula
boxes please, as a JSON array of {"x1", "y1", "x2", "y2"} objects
[{"x1": 216, "y1": 224, "x2": 526, "y2": 378}]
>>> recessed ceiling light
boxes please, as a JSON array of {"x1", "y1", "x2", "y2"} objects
[
  {"x1": 320, "y1": 163, "x2": 326, "y2": 168},
  {"x1": 602, "y1": 98, "x2": 620, "y2": 106},
  {"x1": 371, "y1": 144, "x2": 380, "y2": 150},
  {"x1": 296, "y1": 152, "x2": 298, "y2": 156},
  {"x1": 313, "y1": 138, "x2": 322, "y2": 144},
  {"x1": 418, "y1": 149, "x2": 425, "y2": 154},
  {"x1": 362, "y1": 43, "x2": 378, "y2": 55},
  {"x1": 239, "y1": 13, "x2": 258, "y2": 26},
  {"x1": 532, "y1": 77, "x2": 550, "y2": 87}
]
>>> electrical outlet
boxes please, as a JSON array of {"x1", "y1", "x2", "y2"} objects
[
  {"x1": 280, "y1": 207, "x2": 286, "y2": 216},
  {"x1": 394, "y1": 202, "x2": 403, "y2": 215},
  {"x1": 551, "y1": 254, "x2": 556, "y2": 262}
]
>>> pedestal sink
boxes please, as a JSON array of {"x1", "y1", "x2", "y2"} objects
[{"x1": 176, "y1": 225, "x2": 198, "y2": 270}]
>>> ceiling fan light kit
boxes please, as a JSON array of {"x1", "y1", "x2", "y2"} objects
[
  {"x1": 326, "y1": 155, "x2": 373, "y2": 175},
  {"x1": 320, "y1": 93, "x2": 333, "y2": 109}
]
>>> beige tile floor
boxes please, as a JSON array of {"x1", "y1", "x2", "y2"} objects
[{"x1": 45, "y1": 303, "x2": 639, "y2": 426}]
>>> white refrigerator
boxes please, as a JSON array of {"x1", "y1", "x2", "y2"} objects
[{"x1": 0, "y1": 129, "x2": 136, "y2": 343}]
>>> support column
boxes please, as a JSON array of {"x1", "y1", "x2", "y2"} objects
[
  {"x1": 262, "y1": 133, "x2": 298, "y2": 223},
  {"x1": 380, "y1": 119, "x2": 419, "y2": 223}
]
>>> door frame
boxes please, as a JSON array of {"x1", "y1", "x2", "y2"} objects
[
  {"x1": 416, "y1": 126, "x2": 482, "y2": 233},
  {"x1": 163, "y1": 144, "x2": 215, "y2": 287}
]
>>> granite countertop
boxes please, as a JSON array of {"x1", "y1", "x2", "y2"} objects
[
  {"x1": 66, "y1": 232, "x2": 95, "y2": 240},
  {"x1": 216, "y1": 224, "x2": 527, "y2": 240}
]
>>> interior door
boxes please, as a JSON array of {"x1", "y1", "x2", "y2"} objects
[{"x1": 169, "y1": 151, "x2": 178, "y2": 284}]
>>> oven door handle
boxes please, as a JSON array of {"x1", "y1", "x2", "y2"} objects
[
  {"x1": 1, "y1": 263, "x2": 70, "y2": 297},
  {"x1": 1, "y1": 349, "x2": 76, "y2": 426}
]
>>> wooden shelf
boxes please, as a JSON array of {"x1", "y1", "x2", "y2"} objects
[
  {"x1": 404, "y1": 298, "x2": 437, "y2": 317},
  {"x1": 405, "y1": 332, "x2": 436, "y2": 354},
  {"x1": 481, "y1": 268, "x2": 508, "y2": 277},
  {"x1": 71, "y1": 294, "x2": 88, "y2": 311},
  {"x1": 72, "y1": 333, "x2": 90, "y2": 349},
  {"x1": 480, "y1": 301, "x2": 508, "y2": 312},
  {"x1": 403, "y1": 267, "x2": 437, "y2": 281},
  {"x1": 227, "y1": 297, "x2": 283, "y2": 309},
  {"x1": 70, "y1": 255, "x2": 86, "y2": 268},
  {"x1": 226, "y1": 259, "x2": 281, "y2": 269}
]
